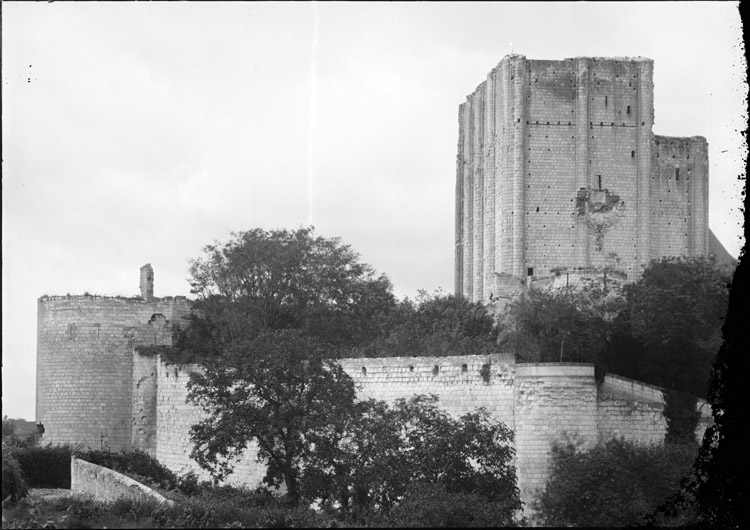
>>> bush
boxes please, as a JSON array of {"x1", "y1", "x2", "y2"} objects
[
  {"x1": 148, "y1": 492, "x2": 333, "y2": 528},
  {"x1": 535, "y1": 438, "x2": 699, "y2": 527},
  {"x1": 386, "y1": 482, "x2": 523, "y2": 527},
  {"x1": 2, "y1": 452, "x2": 29, "y2": 503},
  {"x1": 10, "y1": 444, "x2": 72, "y2": 488},
  {"x1": 176, "y1": 471, "x2": 204, "y2": 496}
]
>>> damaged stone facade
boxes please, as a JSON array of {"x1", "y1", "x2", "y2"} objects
[{"x1": 455, "y1": 55, "x2": 710, "y2": 303}]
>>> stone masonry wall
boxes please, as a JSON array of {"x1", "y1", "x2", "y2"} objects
[
  {"x1": 71, "y1": 457, "x2": 173, "y2": 505},
  {"x1": 339, "y1": 353, "x2": 517, "y2": 424},
  {"x1": 148, "y1": 354, "x2": 702, "y2": 515},
  {"x1": 456, "y1": 55, "x2": 709, "y2": 303},
  {"x1": 154, "y1": 359, "x2": 268, "y2": 487},
  {"x1": 513, "y1": 364, "x2": 599, "y2": 508},
  {"x1": 599, "y1": 373, "x2": 713, "y2": 443},
  {"x1": 132, "y1": 353, "x2": 159, "y2": 456},
  {"x1": 651, "y1": 135, "x2": 709, "y2": 259},
  {"x1": 36, "y1": 294, "x2": 190, "y2": 452}
]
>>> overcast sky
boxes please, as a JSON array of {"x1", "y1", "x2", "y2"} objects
[{"x1": 2, "y1": 2, "x2": 745, "y2": 420}]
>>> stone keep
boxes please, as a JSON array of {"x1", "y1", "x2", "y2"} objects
[{"x1": 454, "y1": 55, "x2": 709, "y2": 303}]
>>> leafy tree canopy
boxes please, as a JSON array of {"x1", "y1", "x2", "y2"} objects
[
  {"x1": 356, "y1": 289, "x2": 499, "y2": 358},
  {"x1": 535, "y1": 438, "x2": 699, "y2": 527},
  {"x1": 301, "y1": 395, "x2": 522, "y2": 524},
  {"x1": 619, "y1": 256, "x2": 731, "y2": 398},
  {"x1": 498, "y1": 281, "x2": 623, "y2": 365},
  {"x1": 187, "y1": 329, "x2": 358, "y2": 505},
  {"x1": 625, "y1": 256, "x2": 731, "y2": 355},
  {"x1": 499, "y1": 257, "x2": 730, "y2": 400},
  {"x1": 174, "y1": 227, "x2": 396, "y2": 360}
]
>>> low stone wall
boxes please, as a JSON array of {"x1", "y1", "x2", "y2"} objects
[
  {"x1": 146, "y1": 353, "x2": 711, "y2": 519},
  {"x1": 71, "y1": 457, "x2": 173, "y2": 505},
  {"x1": 598, "y1": 373, "x2": 713, "y2": 443},
  {"x1": 340, "y1": 354, "x2": 517, "y2": 424}
]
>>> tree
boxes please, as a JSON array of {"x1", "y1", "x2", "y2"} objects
[
  {"x1": 181, "y1": 227, "x2": 396, "y2": 356},
  {"x1": 2, "y1": 416, "x2": 16, "y2": 439},
  {"x1": 301, "y1": 395, "x2": 522, "y2": 524},
  {"x1": 535, "y1": 438, "x2": 699, "y2": 527},
  {"x1": 498, "y1": 283, "x2": 624, "y2": 365},
  {"x1": 186, "y1": 329, "x2": 358, "y2": 505},
  {"x1": 623, "y1": 257, "x2": 731, "y2": 398},
  {"x1": 664, "y1": 242, "x2": 748, "y2": 527},
  {"x1": 358, "y1": 289, "x2": 499, "y2": 358}
]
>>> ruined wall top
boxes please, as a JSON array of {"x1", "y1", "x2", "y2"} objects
[{"x1": 140, "y1": 264, "x2": 154, "y2": 301}]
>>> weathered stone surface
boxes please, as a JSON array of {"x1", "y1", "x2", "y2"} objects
[
  {"x1": 71, "y1": 457, "x2": 173, "y2": 505},
  {"x1": 36, "y1": 268, "x2": 191, "y2": 453},
  {"x1": 456, "y1": 56, "x2": 710, "y2": 303}
]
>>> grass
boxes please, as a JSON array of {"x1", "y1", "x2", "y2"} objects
[{"x1": 2, "y1": 487, "x2": 335, "y2": 529}]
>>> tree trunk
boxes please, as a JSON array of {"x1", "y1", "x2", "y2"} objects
[{"x1": 283, "y1": 464, "x2": 300, "y2": 506}]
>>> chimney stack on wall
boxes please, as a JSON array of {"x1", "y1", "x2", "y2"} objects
[{"x1": 140, "y1": 264, "x2": 154, "y2": 301}]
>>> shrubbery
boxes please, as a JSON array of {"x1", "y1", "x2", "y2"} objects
[
  {"x1": 76, "y1": 448, "x2": 178, "y2": 490},
  {"x1": 9, "y1": 445, "x2": 72, "y2": 489},
  {"x1": 11, "y1": 488, "x2": 335, "y2": 529},
  {"x1": 386, "y1": 482, "x2": 521, "y2": 527},
  {"x1": 2, "y1": 452, "x2": 29, "y2": 503},
  {"x1": 535, "y1": 438, "x2": 699, "y2": 526}
]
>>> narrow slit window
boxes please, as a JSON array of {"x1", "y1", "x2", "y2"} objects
[
  {"x1": 527, "y1": 267, "x2": 534, "y2": 277},
  {"x1": 627, "y1": 105, "x2": 631, "y2": 114},
  {"x1": 605, "y1": 96, "x2": 608, "y2": 106},
  {"x1": 598, "y1": 175, "x2": 602, "y2": 189},
  {"x1": 675, "y1": 168, "x2": 680, "y2": 181},
  {"x1": 631, "y1": 150, "x2": 635, "y2": 158}
]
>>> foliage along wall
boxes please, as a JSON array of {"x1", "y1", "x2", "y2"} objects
[{"x1": 148, "y1": 353, "x2": 711, "y2": 512}]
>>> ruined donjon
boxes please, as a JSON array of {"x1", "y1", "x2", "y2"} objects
[
  {"x1": 37, "y1": 56, "x2": 724, "y2": 516},
  {"x1": 455, "y1": 55, "x2": 713, "y2": 303}
]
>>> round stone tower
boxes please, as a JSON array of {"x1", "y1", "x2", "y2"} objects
[{"x1": 36, "y1": 265, "x2": 191, "y2": 452}]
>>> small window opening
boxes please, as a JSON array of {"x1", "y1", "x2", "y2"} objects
[
  {"x1": 597, "y1": 175, "x2": 602, "y2": 189},
  {"x1": 527, "y1": 267, "x2": 534, "y2": 277},
  {"x1": 675, "y1": 168, "x2": 680, "y2": 181},
  {"x1": 362, "y1": 367, "x2": 367, "y2": 375},
  {"x1": 627, "y1": 105, "x2": 631, "y2": 114},
  {"x1": 409, "y1": 365, "x2": 414, "y2": 372},
  {"x1": 461, "y1": 364, "x2": 468, "y2": 373},
  {"x1": 536, "y1": 206, "x2": 539, "y2": 212},
  {"x1": 432, "y1": 365, "x2": 440, "y2": 376},
  {"x1": 631, "y1": 150, "x2": 635, "y2": 158},
  {"x1": 605, "y1": 96, "x2": 608, "y2": 106}
]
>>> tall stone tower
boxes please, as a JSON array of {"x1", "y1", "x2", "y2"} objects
[
  {"x1": 455, "y1": 55, "x2": 709, "y2": 303},
  {"x1": 36, "y1": 266, "x2": 190, "y2": 453}
]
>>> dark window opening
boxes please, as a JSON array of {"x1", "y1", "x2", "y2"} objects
[
  {"x1": 675, "y1": 168, "x2": 680, "y2": 181},
  {"x1": 605, "y1": 96, "x2": 608, "y2": 106},
  {"x1": 461, "y1": 364, "x2": 468, "y2": 372},
  {"x1": 409, "y1": 365, "x2": 414, "y2": 372},
  {"x1": 432, "y1": 365, "x2": 440, "y2": 376},
  {"x1": 362, "y1": 367, "x2": 367, "y2": 375},
  {"x1": 631, "y1": 150, "x2": 635, "y2": 158},
  {"x1": 527, "y1": 267, "x2": 534, "y2": 277},
  {"x1": 536, "y1": 206, "x2": 539, "y2": 212},
  {"x1": 627, "y1": 105, "x2": 631, "y2": 114},
  {"x1": 597, "y1": 175, "x2": 602, "y2": 189}
]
